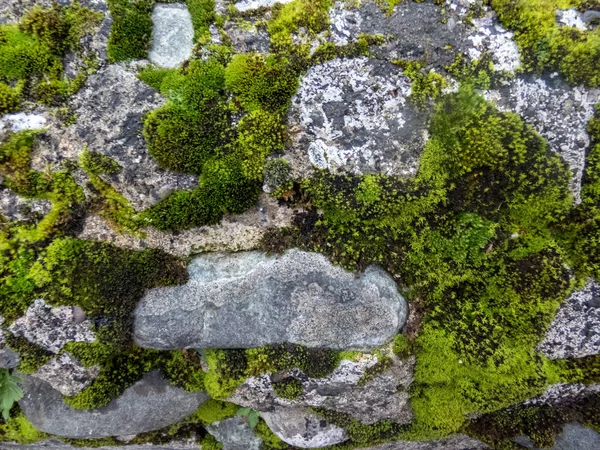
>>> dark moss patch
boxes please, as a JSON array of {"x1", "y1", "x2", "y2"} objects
[{"x1": 272, "y1": 377, "x2": 303, "y2": 399}]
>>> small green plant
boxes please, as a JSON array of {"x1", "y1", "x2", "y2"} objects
[
  {"x1": 0, "y1": 369, "x2": 23, "y2": 420},
  {"x1": 236, "y1": 407, "x2": 260, "y2": 429}
]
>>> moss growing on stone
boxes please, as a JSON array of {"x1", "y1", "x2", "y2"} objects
[
  {"x1": 272, "y1": 377, "x2": 303, "y2": 399},
  {"x1": 106, "y1": 0, "x2": 154, "y2": 62},
  {"x1": 0, "y1": 409, "x2": 47, "y2": 444}
]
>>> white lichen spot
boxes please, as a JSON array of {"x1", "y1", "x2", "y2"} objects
[
  {"x1": 234, "y1": 0, "x2": 294, "y2": 12},
  {"x1": 556, "y1": 9, "x2": 588, "y2": 31},
  {"x1": 468, "y1": 13, "x2": 521, "y2": 73},
  {"x1": 0, "y1": 112, "x2": 47, "y2": 133},
  {"x1": 328, "y1": 2, "x2": 363, "y2": 46}
]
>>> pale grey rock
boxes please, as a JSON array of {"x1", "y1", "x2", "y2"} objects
[
  {"x1": 0, "y1": 112, "x2": 47, "y2": 133},
  {"x1": 0, "y1": 187, "x2": 52, "y2": 222},
  {"x1": 261, "y1": 406, "x2": 348, "y2": 448},
  {"x1": 538, "y1": 279, "x2": 600, "y2": 359},
  {"x1": 582, "y1": 10, "x2": 600, "y2": 25},
  {"x1": 3, "y1": 441, "x2": 200, "y2": 450},
  {"x1": 149, "y1": 3, "x2": 194, "y2": 68},
  {"x1": 33, "y1": 353, "x2": 100, "y2": 397},
  {"x1": 223, "y1": 21, "x2": 270, "y2": 54},
  {"x1": 206, "y1": 416, "x2": 262, "y2": 450},
  {"x1": 522, "y1": 383, "x2": 600, "y2": 407},
  {"x1": 134, "y1": 249, "x2": 407, "y2": 350},
  {"x1": 287, "y1": 57, "x2": 428, "y2": 179},
  {"x1": 557, "y1": 9, "x2": 588, "y2": 31},
  {"x1": 234, "y1": 0, "x2": 293, "y2": 12},
  {"x1": 467, "y1": 12, "x2": 521, "y2": 73},
  {"x1": 19, "y1": 370, "x2": 209, "y2": 438},
  {"x1": 484, "y1": 75, "x2": 600, "y2": 202},
  {"x1": 9, "y1": 299, "x2": 96, "y2": 354},
  {"x1": 0, "y1": 316, "x2": 20, "y2": 369},
  {"x1": 362, "y1": 434, "x2": 490, "y2": 449},
  {"x1": 552, "y1": 423, "x2": 600, "y2": 450},
  {"x1": 230, "y1": 354, "x2": 414, "y2": 425},
  {"x1": 34, "y1": 64, "x2": 197, "y2": 210}
]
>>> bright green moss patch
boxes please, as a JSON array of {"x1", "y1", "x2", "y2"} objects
[
  {"x1": 193, "y1": 399, "x2": 238, "y2": 423},
  {"x1": 394, "y1": 60, "x2": 447, "y2": 107},
  {"x1": 0, "y1": 82, "x2": 21, "y2": 115},
  {"x1": 0, "y1": 409, "x2": 47, "y2": 444},
  {"x1": 491, "y1": 0, "x2": 600, "y2": 86},
  {"x1": 187, "y1": 0, "x2": 216, "y2": 42},
  {"x1": 107, "y1": 0, "x2": 154, "y2": 62},
  {"x1": 272, "y1": 377, "x2": 303, "y2": 399}
]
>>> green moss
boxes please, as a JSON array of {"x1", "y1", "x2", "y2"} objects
[
  {"x1": 192, "y1": 399, "x2": 238, "y2": 423},
  {"x1": 137, "y1": 65, "x2": 178, "y2": 91},
  {"x1": 272, "y1": 377, "x2": 304, "y2": 399},
  {"x1": 0, "y1": 82, "x2": 20, "y2": 114},
  {"x1": 106, "y1": 0, "x2": 154, "y2": 62},
  {"x1": 200, "y1": 434, "x2": 223, "y2": 450},
  {"x1": 264, "y1": 157, "x2": 292, "y2": 193},
  {"x1": 4, "y1": 334, "x2": 53, "y2": 374},
  {"x1": 357, "y1": 354, "x2": 392, "y2": 386},
  {"x1": 394, "y1": 60, "x2": 447, "y2": 107},
  {"x1": 162, "y1": 349, "x2": 206, "y2": 392},
  {"x1": 0, "y1": 410, "x2": 47, "y2": 444},
  {"x1": 186, "y1": 0, "x2": 216, "y2": 42},
  {"x1": 392, "y1": 334, "x2": 412, "y2": 359},
  {"x1": 255, "y1": 419, "x2": 288, "y2": 449}
]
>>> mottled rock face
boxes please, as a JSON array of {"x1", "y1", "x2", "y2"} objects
[
  {"x1": 0, "y1": 112, "x2": 47, "y2": 133},
  {"x1": 234, "y1": 0, "x2": 293, "y2": 12},
  {"x1": 523, "y1": 383, "x2": 600, "y2": 407},
  {"x1": 552, "y1": 423, "x2": 600, "y2": 450},
  {"x1": 9, "y1": 299, "x2": 96, "y2": 354},
  {"x1": 229, "y1": 354, "x2": 414, "y2": 425},
  {"x1": 0, "y1": 316, "x2": 19, "y2": 369},
  {"x1": 205, "y1": 417, "x2": 262, "y2": 450},
  {"x1": 134, "y1": 249, "x2": 407, "y2": 350},
  {"x1": 0, "y1": 187, "x2": 52, "y2": 223},
  {"x1": 149, "y1": 4, "x2": 194, "y2": 68},
  {"x1": 362, "y1": 435, "x2": 490, "y2": 449},
  {"x1": 261, "y1": 406, "x2": 348, "y2": 448},
  {"x1": 287, "y1": 57, "x2": 428, "y2": 178},
  {"x1": 33, "y1": 353, "x2": 100, "y2": 397},
  {"x1": 484, "y1": 75, "x2": 600, "y2": 202},
  {"x1": 19, "y1": 371, "x2": 209, "y2": 438},
  {"x1": 538, "y1": 280, "x2": 600, "y2": 359},
  {"x1": 34, "y1": 64, "x2": 197, "y2": 210}
]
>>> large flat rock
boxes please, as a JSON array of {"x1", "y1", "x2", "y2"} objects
[
  {"x1": 134, "y1": 249, "x2": 407, "y2": 350},
  {"x1": 19, "y1": 370, "x2": 208, "y2": 439}
]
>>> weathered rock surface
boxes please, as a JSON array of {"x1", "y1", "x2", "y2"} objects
[
  {"x1": 362, "y1": 434, "x2": 490, "y2": 449},
  {"x1": 0, "y1": 187, "x2": 52, "y2": 223},
  {"x1": 234, "y1": 0, "x2": 293, "y2": 12},
  {"x1": 223, "y1": 20, "x2": 270, "y2": 54},
  {"x1": 538, "y1": 279, "x2": 600, "y2": 359},
  {"x1": 556, "y1": 9, "x2": 589, "y2": 31},
  {"x1": 230, "y1": 354, "x2": 414, "y2": 425},
  {"x1": 33, "y1": 353, "x2": 100, "y2": 397},
  {"x1": 134, "y1": 249, "x2": 407, "y2": 350},
  {"x1": 0, "y1": 316, "x2": 20, "y2": 369},
  {"x1": 0, "y1": 112, "x2": 47, "y2": 133},
  {"x1": 19, "y1": 370, "x2": 209, "y2": 438},
  {"x1": 206, "y1": 416, "x2": 262, "y2": 450},
  {"x1": 34, "y1": 64, "x2": 197, "y2": 210},
  {"x1": 484, "y1": 75, "x2": 600, "y2": 201},
  {"x1": 552, "y1": 423, "x2": 600, "y2": 450},
  {"x1": 78, "y1": 194, "x2": 297, "y2": 256},
  {"x1": 3, "y1": 440, "x2": 200, "y2": 450},
  {"x1": 261, "y1": 406, "x2": 348, "y2": 448},
  {"x1": 287, "y1": 57, "x2": 428, "y2": 178},
  {"x1": 522, "y1": 383, "x2": 600, "y2": 407},
  {"x1": 149, "y1": 3, "x2": 194, "y2": 68},
  {"x1": 9, "y1": 299, "x2": 95, "y2": 354}
]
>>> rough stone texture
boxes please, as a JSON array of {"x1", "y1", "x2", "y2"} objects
[
  {"x1": 552, "y1": 423, "x2": 600, "y2": 450},
  {"x1": 9, "y1": 299, "x2": 96, "y2": 354},
  {"x1": 0, "y1": 0, "x2": 108, "y2": 25},
  {"x1": 234, "y1": 0, "x2": 293, "y2": 12},
  {"x1": 19, "y1": 370, "x2": 209, "y2": 438},
  {"x1": 4, "y1": 439, "x2": 200, "y2": 449},
  {"x1": 205, "y1": 416, "x2": 262, "y2": 450},
  {"x1": 230, "y1": 354, "x2": 415, "y2": 425},
  {"x1": 261, "y1": 406, "x2": 348, "y2": 448},
  {"x1": 78, "y1": 194, "x2": 297, "y2": 256},
  {"x1": 362, "y1": 434, "x2": 490, "y2": 449},
  {"x1": 522, "y1": 383, "x2": 600, "y2": 407},
  {"x1": 0, "y1": 187, "x2": 52, "y2": 222},
  {"x1": 33, "y1": 353, "x2": 101, "y2": 397},
  {"x1": 223, "y1": 20, "x2": 270, "y2": 54},
  {"x1": 134, "y1": 249, "x2": 407, "y2": 350},
  {"x1": 484, "y1": 75, "x2": 600, "y2": 202},
  {"x1": 0, "y1": 112, "x2": 47, "y2": 133},
  {"x1": 149, "y1": 4, "x2": 194, "y2": 68},
  {"x1": 287, "y1": 57, "x2": 428, "y2": 178},
  {"x1": 556, "y1": 9, "x2": 588, "y2": 31},
  {"x1": 467, "y1": 12, "x2": 520, "y2": 73},
  {"x1": 538, "y1": 279, "x2": 600, "y2": 359},
  {"x1": 34, "y1": 64, "x2": 197, "y2": 211},
  {"x1": 0, "y1": 316, "x2": 20, "y2": 369}
]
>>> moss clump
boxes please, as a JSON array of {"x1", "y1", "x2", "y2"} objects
[
  {"x1": 186, "y1": 0, "x2": 216, "y2": 42},
  {"x1": 255, "y1": 419, "x2": 288, "y2": 449},
  {"x1": 0, "y1": 82, "x2": 20, "y2": 114},
  {"x1": 4, "y1": 334, "x2": 53, "y2": 374},
  {"x1": 161, "y1": 349, "x2": 206, "y2": 392},
  {"x1": 192, "y1": 399, "x2": 238, "y2": 424},
  {"x1": 394, "y1": 60, "x2": 447, "y2": 107},
  {"x1": 491, "y1": 0, "x2": 600, "y2": 86},
  {"x1": 0, "y1": 409, "x2": 47, "y2": 444},
  {"x1": 272, "y1": 377, "x2": 303, "y2": 399},
  {"x1": 263, "y1": 157, "x2": 292, "y2": 193},
  {"x1": 106, "y1": 0, "x2": 154, "y2": 62},
  {"x1": 392, "y1": 334, "x2": 412, "y2": 359}
]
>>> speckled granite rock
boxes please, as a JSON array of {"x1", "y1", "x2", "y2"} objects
[
  {"x1": 538, "y1": 280, "x2": 600, "y2": 359},
  {"x1": 0, "y1": 187, "x2": 52, "y2": 222},
  {"x1": 206, "y1": 416, "x2": 262, "y2": 450},
  {"x1": 261, "y1": 406, "x2": 348, "y2": 448},
  {"x1": 19, "y1": 370, "x2": 209, "y2": 438},
  {"x1": 9, "y1": 299, "x2": 96, "y2": 354},
  {"x1": 33, "y1": 353, "x2": 100, "y2": 397},
  {"x1": 149, "y1": 3, "x2": 194, "y2": 68},
  {"x1": 522, "y1": 383, "x2": 600, "y2": 407},
  {"x1": 134, "y1": 249, "x2": 407, "y2": 350},
  {"x1": 362, "y1": 434, "x2": 490, "y2": 449},
  {"x1": 287, "y1": 57, "x2": 428, "y2": 178},
  {"x1": 230, "y1": 354, "x2": 414, "y2": 425},
  {"x1": 33, "y1": 64, "x2": 197, "y2": 210}
]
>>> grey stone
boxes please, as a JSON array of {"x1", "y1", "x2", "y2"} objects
[
  {"x1": 9, "y1": 299, "x2": 96, "y2": 354},
  {"x1": 0, "y1": 112, "x2": 47, "y2": 133},
  {"x1": 34, "y1": 64, "x2": 197, "y2": 210},
  {"x1": 582, "y1": 10, "x2": 600, "y2": 25},
  {"x1": 287, "y1": 57, "x2": 429, "y2": 179},
  {"x1": 484, "y1": 75, "x2": 600, "y2": 202},
  {"x1": 234, "y1": 0, "x2": 293, "y2": 12},
  {"x1": 149, "y1": 3, "x2": 194, "y2": 68},
  {"x1": 0, "y1": 346, "x2": 20, "y2": 369},
  {"x1": 134, "y1": 249, "x2": 407, "y2": 351},
  {"x1": 261, "y1": 406, "x2": 348, "y2": 448},
  {"x1": 3, "y1": 440, "x2": 200, "y2": 449},
  {"x1": 206, "y1": 416, "x2": 262, "y2": 450},
  {"x1": 223, "y1": 21, "x2": 270, "y2": 54},
  {"x1": 362, "y1": 434, "x2": 490, "y2": 449},
  {"x1": 557, "y1": 9, "x2": 588, "y2": 30},
  {"x1": 19, "y1": 370, "x2": 209, "y2": 438},
  {"x1": 538, "y1": 279, "x2": 600, "y2": 359},
  {"x1": 230, "y1": 354, "x2": 414, "y2": 425},
  {"x1": 0, "y1": 187, "x2": 52, "y2": 223},
  {"x1": 552, "y1": 423, "x2": 600, "y2": 450},
  {"x1": 522, "y1": 383, "x2": 600, "y2": 407},
  {"x1": 33, "y1": 353, "x2": 100, "y2": 397}
]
